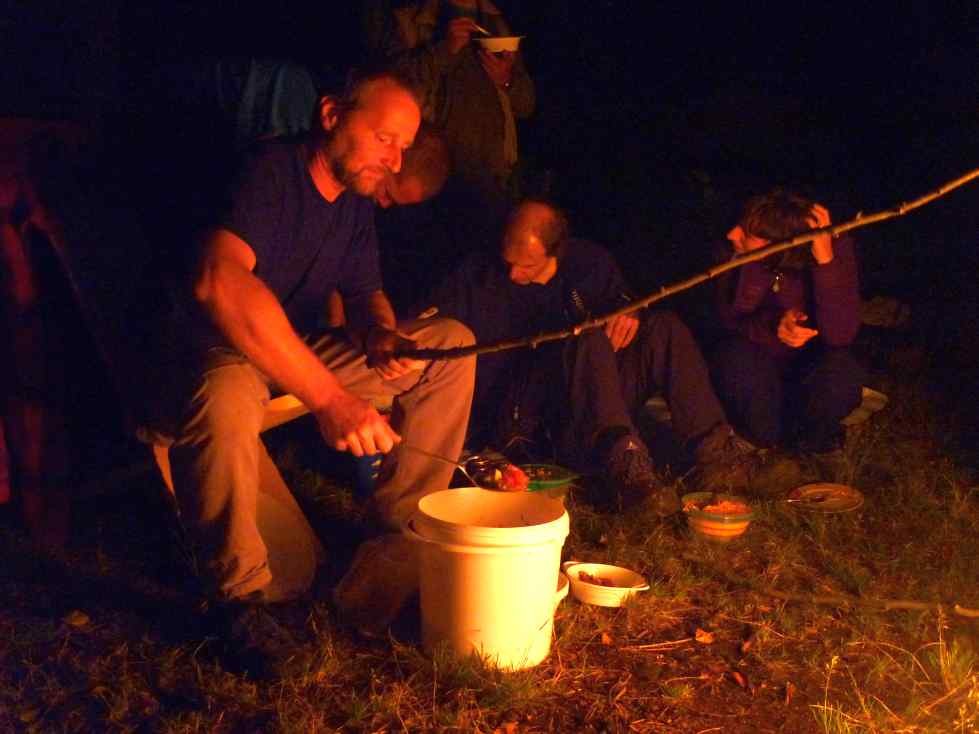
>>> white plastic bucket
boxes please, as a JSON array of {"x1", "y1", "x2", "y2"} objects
[{"x1": 406, "y1": 488, "x2": 570, "y2": 670}]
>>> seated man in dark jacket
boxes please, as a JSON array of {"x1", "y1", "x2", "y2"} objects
[
  {"x1": 710, "y1": 188, "x2": 865, "y2": 458},
  {"x1": 422, "y1": 198, "x2": 759, "y2": 515}
]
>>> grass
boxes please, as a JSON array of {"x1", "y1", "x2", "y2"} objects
[{"x1": 1, "y1": 329, "x2": 978, "y2": 733}]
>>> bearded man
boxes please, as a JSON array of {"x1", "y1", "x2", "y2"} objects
[{"x1": 145, "y1": 71, "x2": 475, "y2": 673}]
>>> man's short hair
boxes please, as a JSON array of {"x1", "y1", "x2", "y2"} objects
[
  {"x1": 740, "y1": 188, "x2": 814, "y2": 242},
  {"x1": 513, "y1": 197, "x2": 570, "y2": 257},
  {"x1": 334, "y1": 68, "x2": 422, "y2": 118}
]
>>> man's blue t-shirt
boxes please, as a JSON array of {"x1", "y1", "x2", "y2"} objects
[
  {"x1": 224, "y1": 140, "x2": 383, "y2": 333},
  {"x1": 186, "y1": 140, "x2": 383, "y2": 352}
]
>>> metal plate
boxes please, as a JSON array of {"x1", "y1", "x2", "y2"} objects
[{"x1": 786, "y1": 483, "x2": 864, "y2": 513}]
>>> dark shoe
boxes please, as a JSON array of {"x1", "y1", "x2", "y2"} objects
[
  {"x1": 332, "y1": 533, "x2": 419, "y2": 639},
  {"x1": 605, "y1": 433, "x2": 681, "y2": 516},
  {"x1": 201, "y1": 598, "x2": 296, "y2": 679},
  {"x1": 691, "y1": 425, "x2": 762, "y2": 493},
  {"x1": 749, "y1": 451, "x2": 809, "y2": 497}
]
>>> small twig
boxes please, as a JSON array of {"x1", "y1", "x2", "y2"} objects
[
  {"x1": 621, "y1": 636, "x2": 694, "y2": 651},
  {"x1": 400, "y1": 167, "x2": 979, "y2": 361},
  {"x1": 919, "y1": 675, "x2": 978, "y2": 716}
]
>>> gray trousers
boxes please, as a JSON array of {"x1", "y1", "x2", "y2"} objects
[{"x1": 152, "y1": 317, "x2": 475, "y2": 603}]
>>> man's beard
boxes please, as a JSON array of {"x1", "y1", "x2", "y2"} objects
[{"x1": 329, "y1": 152, "x2": 387, "y2": 197}]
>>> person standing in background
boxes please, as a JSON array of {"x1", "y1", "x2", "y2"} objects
[{"x1": 364, "y1": 0, "x2": 535, "y2": 247}]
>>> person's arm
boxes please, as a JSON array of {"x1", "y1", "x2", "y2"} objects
[
  {"x1": 360, "y1": 289, "x2": 427, "y2": 380},
  {"x1": 503, "y1": 53, "x2": 535, "y2": 119},
  {"x1": 714, "y1": 257, "x2": 784, "y2": 351},
  {"x1": 193, "y1": 227, "x2": 398, "y2": 455},
  {"x1": 567, "y1": 241, "x2": 638, "y2": 351},
  {"x1": 811, "y1": 234, "x2": 860, "y2": 346},
  {"x1": 385, "y1": 17, "x2": 474, "y2": 121}
]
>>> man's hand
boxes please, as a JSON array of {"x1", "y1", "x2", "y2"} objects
[
  {"x1": 365, "y1": 326, "x2": 427, "y2": 381},
  {"x1": 777, "y1": 309, "x2": 819, "y2": 348},
  {"x1": 808, "y1": 203, "x2": 834, "y2": 265},
  {"x1": 479, "y1": 49, "x2": 515, "y2": 88},
  {"x1": 316, "y1": 390, "x2": 400, "y2": 457},
  {"x1": 446, "y1": 17, "x2": 478, "y2": 54},
  {"x1": 604, "y1": 313, "x2": 639, "y2": 352}
]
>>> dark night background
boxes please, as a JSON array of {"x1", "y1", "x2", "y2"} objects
[{"x1": 3, "y1": 1, "x2": 978, "y2": 470}]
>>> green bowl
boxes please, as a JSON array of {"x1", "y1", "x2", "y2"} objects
[
  {"x1": 681, "y1": 492, "x2": 754, "y2": 541},
  {"x1": 521, "y1": 464, "x2": 579, "y2": 492}
]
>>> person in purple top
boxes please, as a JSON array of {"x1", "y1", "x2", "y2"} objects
[{"x1": 710, "y1": 188, "x2": 865, "y2": 457}]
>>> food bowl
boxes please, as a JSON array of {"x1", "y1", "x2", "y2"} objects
[
  {"x1": 475, "y1": 36, "x2": 523, "y2": 53},
  {"x1": 521, "y1": 463, "x2": 578, "y2": 500},
  {"x1": 681, "y1": 492, "x2": 754, "y2": 542},
  {"x1": 562, "y1": 561, "x2": 649, "y2": 607}
]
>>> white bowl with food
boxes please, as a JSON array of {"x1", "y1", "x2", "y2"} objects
[
  {"x1": 475, "y1": 36, "x2": 523, "y2": 53},
  {"x1": 562, "y1": 561, "x2": 650, "y2": 607}
]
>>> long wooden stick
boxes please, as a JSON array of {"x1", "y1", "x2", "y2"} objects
[{"x1": 400, "y1": 167, "x2": 979, "y2": 361}]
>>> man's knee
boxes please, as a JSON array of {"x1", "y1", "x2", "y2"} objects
[
  {"x1": 411, "y1": 316, "x2": 475, "y2": 350},
  {"x1": 641, "y1": 309, "x2": 686, "y2": 337},
  {"x1": 573, "y1": 327, "x2": 613, "y2": 356}
]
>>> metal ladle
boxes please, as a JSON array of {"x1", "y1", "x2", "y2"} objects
[{"x1": 399, "y1": 444, "x2": 502, "y2": 488}]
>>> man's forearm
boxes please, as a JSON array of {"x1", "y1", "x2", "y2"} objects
[
  {"x1": 196, "y1": 254, "x2": 346, "y2": 413},
  {"x1": 366, "y1": 289, "x2": 398, "y2": 331}
]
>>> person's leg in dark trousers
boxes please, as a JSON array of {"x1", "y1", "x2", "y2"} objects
[
  {"x1": 552, "y1": 319, "x2": 681, "y2": 514},
  {"x1": 793, "y1": 347, "x2": 866, "y2": 452},
  {"x1": 616, "y1": 310, "x2": 729, "y2": 446},
  {"x1": 710, "y1": 336, "x2": 783, "y2": 448},
  {"x1": 552, "y1": 329, "x2": 636, "y2": 470}
]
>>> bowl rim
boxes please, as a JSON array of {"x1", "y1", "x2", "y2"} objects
[
  {"x1": 520, "y1": 463, "x2": 579, "y2": 490},
  {"x1": 562, "y1": 561, "x2": 649, "y2": 592},
  {"x1": 474, "y1": 35, "x2": 524, "y2": 49},
  {"x1": 681, "y1": 492, "x2": 755, "y2": 521}
]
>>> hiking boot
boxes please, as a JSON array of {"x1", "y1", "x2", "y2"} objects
[
  {"x1": 332, "y1": 533, "x2": 419, "y2": 639},
  {"x1": 201, "y1": 598, "x2": 296, "y2": 679},
  {"x1": 691, "y1": 425, "x2": 761, "y2": 493},
  {"x1": 604, "y1": 433, "x2": 681, "y2": 516},
  {"x1": 691, "y1": 425, "x2": 806, "y2": 497},
  {"x1": 750, "y1": 451, "x2": 809, "y2": 497}
]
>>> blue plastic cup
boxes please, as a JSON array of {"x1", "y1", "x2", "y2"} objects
[{"x1": 353, "y1": 453, "x2": 384, "y2": 498}]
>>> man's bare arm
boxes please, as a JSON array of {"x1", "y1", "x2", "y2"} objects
[
  {"x1": 193, "y1": 228, "x2": 345, "y2": 410},
  {"x1": 193, "y1": 228, "x2": 399, "y2": 455}
]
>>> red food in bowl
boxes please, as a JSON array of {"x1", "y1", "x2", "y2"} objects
[{"x1": 498, "y1": 463, "x2": 529, "y2": 492}]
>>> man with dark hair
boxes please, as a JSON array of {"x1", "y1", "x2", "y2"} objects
[
  {"x1": 146, "y1": 71, "x2": 476, "y2": 670},
  {"x1": 423, "y1": 199, "x2": 759, "y2": 515},
  {"x1": 711, "y1": 188, "x2": 864, "y2": 459}
]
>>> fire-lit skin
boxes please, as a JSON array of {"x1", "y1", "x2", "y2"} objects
[
  {"x1": 725, "y1": 203, "x2": 835, "y2": 349},
  {"x1": 501, "y1": 202, "x2": 639, "y2": 351},
  {"x1": 192, "y1": 78, "x2": 423, "y2": 457}
]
